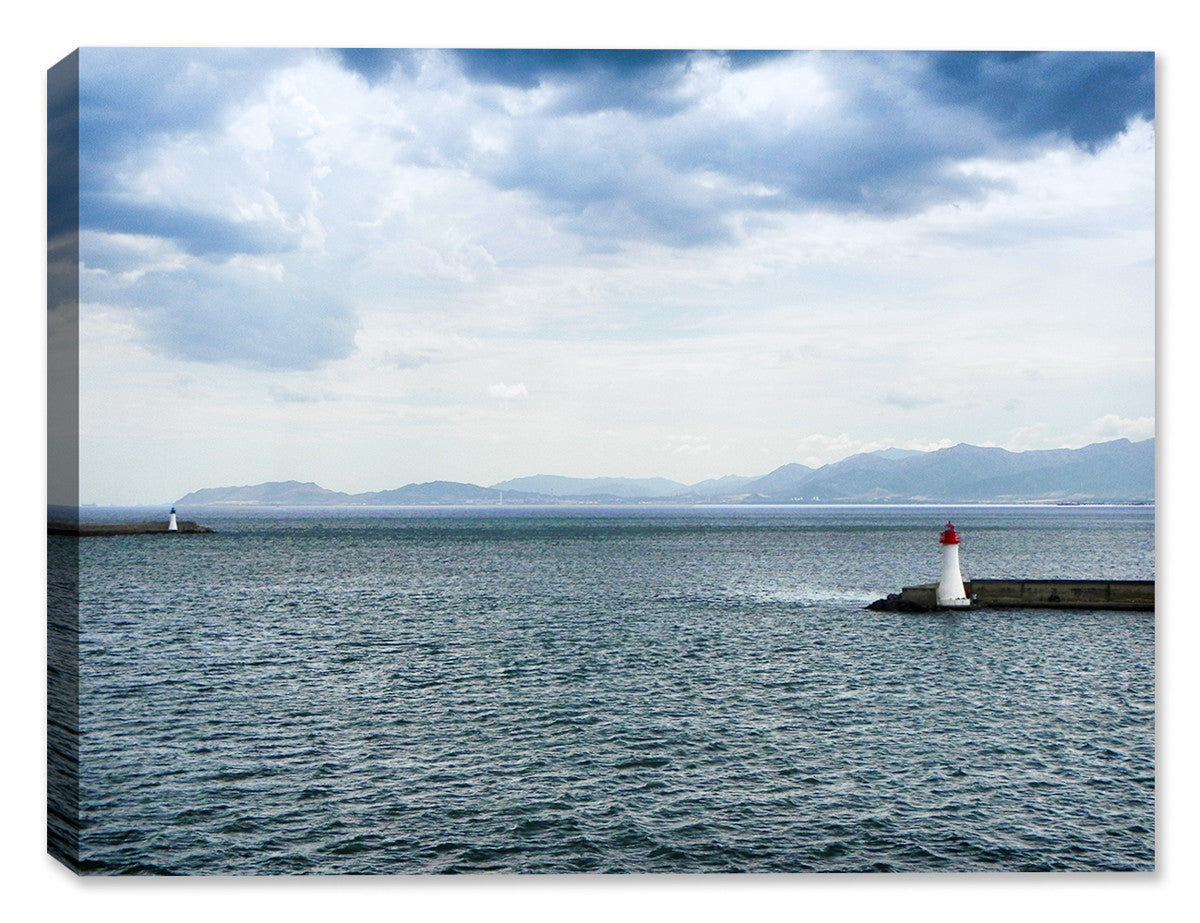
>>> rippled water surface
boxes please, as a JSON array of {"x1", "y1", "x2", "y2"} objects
[{"x1": 67, "y1": 506, "x2": 1154, "y2": 873}]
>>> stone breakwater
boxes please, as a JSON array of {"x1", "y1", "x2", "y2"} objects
[
  {"x1": 868, "y1": 579, "x2": 1153, "y2": 613},
  {"x1": 48, "y1": 521, "x2": 215, "y2": 536}
]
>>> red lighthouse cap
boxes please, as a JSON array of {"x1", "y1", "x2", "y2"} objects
[{"x1": 939, "y1": 522, "x2": 960, "y2": 544}]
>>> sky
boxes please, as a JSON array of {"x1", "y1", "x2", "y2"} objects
[{"x1": 61, "y1": 47, "x2": 1155, "y2": 505}]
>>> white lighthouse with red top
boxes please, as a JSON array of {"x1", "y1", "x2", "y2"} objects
[{"x1": 936, "y1": 521, "x2": 971, "y2": 608}]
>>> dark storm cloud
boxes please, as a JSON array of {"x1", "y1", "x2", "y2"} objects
[
  {"x1": 454, "y1": 49, "x2": 688, "y2": 87},
  {"x1": 454, "y1": 49, "x2": 784, "y2": 116},
  {"x1": 453, "y1": 49, "x2": 1152, "y2": 140},
  {"x1": 923, "y1": 51, "x2": 1154, "y2": 150},
  {"x1": 75, "y1": 47, "x2": 1154, "y2": 372},
  {"x1": 454, "y1": 48, "x2": 782, "y2": 86},
  {"x1": 465, "y1": 50, "x2": 1154, "y2": 245},
  {"x1": 332, "y1": 48, "x2": 411, "y2": 84},
  {"x1": 458, "y1": 49, "x2": 692, "y2": 116},
  {"x1": 79, "y1": 48, "x2": 1155, "y2": 260},
  {"x1": 658, "y1": 95, "x2": 998, "y2": 219}
]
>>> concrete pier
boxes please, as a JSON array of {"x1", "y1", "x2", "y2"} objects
[
  {"x1": 48, "y1": 520, "x2": 215, "y2": 536},
  {"x1": 868, "y1": 579, "x2": 1153, "y2": 612}
]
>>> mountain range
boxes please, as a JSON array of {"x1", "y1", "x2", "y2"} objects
[{"x1": 174, "y1": 438, "x2": 1155, "y2": 507}]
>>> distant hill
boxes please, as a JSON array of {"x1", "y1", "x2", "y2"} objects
[
  {"x1": 735, "y1": 439, "x2": 1154, "y2": 503},
  {"x1": 175, "y1": 479, "x2": 514, "y2": 507},
  {"x1": 489, "y1": 475, "x2": 691, "y2": 500},
  {"x1": 724, "y1": 463, "x2": 815, "y2": 500},
  {"x1": 174, "y1": 438, "x2": 1154, "y2": 507},
  {"x1": 356, "y1": 481, "x2": 508, "y2": 505},
  {"x1": 685, "y1": 474, "x2": 760, "y2": 499},
  {"x1": 174, "y1": 481, "x2": 357, "y2": 506}
]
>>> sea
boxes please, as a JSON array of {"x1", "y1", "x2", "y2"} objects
[{"x1": 49, "y1": 504, "x2": 1155, "y2": 874}]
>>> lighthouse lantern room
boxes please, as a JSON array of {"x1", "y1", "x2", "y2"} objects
[{"x1": 936, "y1": 521, "x2": 971, "y2": 609}]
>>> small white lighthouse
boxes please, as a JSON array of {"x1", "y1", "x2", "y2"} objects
[
  {"x1": 936, "y1": 521, "x2": 971, "y2": 608},
  {"x1": 168, "y1": 507, "x2": 179, "y2": 532}
]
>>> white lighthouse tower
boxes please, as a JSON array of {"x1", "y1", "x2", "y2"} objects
[
  {"x1": 936, "y1": 521, "x2": 971, "y2": 608},
  {"x1": 168, "y1": 506, "x2": 179, "y2": 532}
]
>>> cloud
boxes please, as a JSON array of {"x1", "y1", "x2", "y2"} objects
[
  {"x1": 488, "y1": 382, "x2": 529, "y2": 400},
  {"x1": 667, "y1": 433, "x2": 728, "y2": 457},
  {"x1": 883, "y1": 391, "x2": 945, "y2": 410},
  {"x1": 455, "y1": 51, "x2": 1154, "y2": 248},
  {"x1": 269, "y1": 385, "x2": 323, "y2": 404},
  {"x1": 77, "y1": 48, "x2": 307, "y2": 196},
  {"x1": 332, "y1": 48, "x2": 410, "y2": 85},
  {"x1": 1088, "y1": 414, "x2": 1155, "y2": 441},
  {"x1": 74, "y1": 48, "x2": 1155, "y2": 380},
  {"x1": 789, "y1": 433, "x2": 963, "y2": 468},
  {"x1": 793, "y1": 433, "x2": 883, "y2": 467},
  {"x1": 78, "y1": 50, "x2": 360, "y2": 369},
  {"x1": 482, "y1": 120, "x2": 739, "y2": 246},
  {"x1": 371, "y1": 329, "x2": 483, "y2": 372},
  {"x1": 82, "y1": 199, "x2": 300, "y2": 258},
  {"x1": 112, "y1": 261, "x2": 358, "y2": 369},
  {"x1": 922, "y1": 51, "x2": 1154, "y2": 150},
  {"x1": 452, "y1": 50, "x2": 698, "y2": 115},
  {"x1": 79, "y1": 49, "x2": 1157, "y2": 262},
  {"x1": 382, "y1": 352, "x2": 434, "y2": 371}
]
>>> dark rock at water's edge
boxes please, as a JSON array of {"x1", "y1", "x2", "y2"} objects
[
  {"x1": 866, "y1": 592, "x2": 934, "y2": 613},
  {"x1": 48, "y1": 521, "x2": 215, "y2": 536}
]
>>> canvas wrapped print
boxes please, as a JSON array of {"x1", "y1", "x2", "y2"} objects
[{"x1": 47, "y1": 48, "x2": 1155, "y2": 875}]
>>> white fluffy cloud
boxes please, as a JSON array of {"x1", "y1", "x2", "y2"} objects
[
  {"x1": 488, "y1": 382, "x2": 529, "y2": 400},
  {"x1": 1089, "y1": 415, "x2": 1156, "y2": 441}
]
